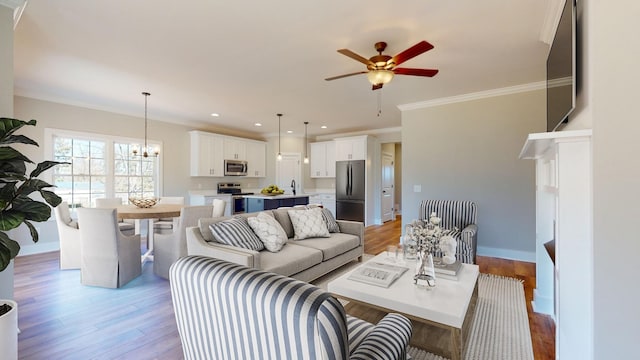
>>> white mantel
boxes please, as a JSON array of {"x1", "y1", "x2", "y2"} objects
[{"x1": 520, "y1": 129, "x2": 593, "y2": 360}]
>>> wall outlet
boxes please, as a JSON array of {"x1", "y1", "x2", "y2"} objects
[{"x1": 413, "y1": 185, "x2": 422, "y2": 193}]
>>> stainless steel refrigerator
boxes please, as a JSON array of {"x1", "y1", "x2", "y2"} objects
[{"x1": 336, "y1": 160, "x2": 365, "y2": 222}]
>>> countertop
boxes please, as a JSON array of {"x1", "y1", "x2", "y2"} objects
[{"x1": 243, "y1": 194, "x2": 311, "y2": 200}]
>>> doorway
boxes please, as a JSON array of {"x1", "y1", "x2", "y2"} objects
[
  {"x1": 381, "y1": 152, "x2": 395, "y2": 222},
  {"x1": 276, "y1": 153, "x2": 301, "y2": 195}
]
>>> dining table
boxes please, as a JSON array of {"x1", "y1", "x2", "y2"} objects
[{"x1": 116, "y1": 204, "x2": 183, "y2": 264}]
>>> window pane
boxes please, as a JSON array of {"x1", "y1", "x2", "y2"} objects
[
  {"x1": 54, "y1": 137, "x2": 73, "y2": 157},
  {"x1": 128, "y1": 177, "x2": 142, "y2": 194},
  {"x1": 114, "y1": 176, "x2": 130, "y2": 193},
  {"x1": 128, "y1": 161, "x2": 141, "y2": 176},
  {"x1": 90, "y1": 141, "x2": 105, "y2": 159},
  {"x1": 91, "y1": 176, "x2": 106, "y2": 193},
  {"x1": 90, "y1": 159, "x2": 106, "y2": 175},
  {"x1": 141, "y1": 160, "x2": 155, "y2": 176},
  {"x1": 142, "y1": 177, "x2": 155, "y2": 192},
  {"x1": 55, "y1": 161, "x2": 72, "y2": 175},
  {"x1": 114, "y1": 159, "x2": 128, "y2": 175},
  {"x1": 73, "y1": 140, "x2": 90, "y2": 158},
  {"x1": 114, "y1": 143, "x2": 130, "y2": 161},
  {"x1": 53, "y1": 175, "x2": 73, "y2": 196},
  {"x1": 72, "y1": 158, "x2": 90, "y2": 175}
]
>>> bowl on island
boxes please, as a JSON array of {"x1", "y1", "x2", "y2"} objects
[{"x1": 129, "y1": 197, "x2": 158, "y2": 208}]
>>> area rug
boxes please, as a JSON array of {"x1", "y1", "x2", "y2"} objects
[{"x1": 313, "y1": 257, "x2": 534, "y2": 360}]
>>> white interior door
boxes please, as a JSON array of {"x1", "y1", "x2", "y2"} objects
[
  {"x1": 276, "y1": 153, "x2": 301, "y2": 195},
  {"x1": 381, "y1": 153, "x2": 394, "y2": 222}
]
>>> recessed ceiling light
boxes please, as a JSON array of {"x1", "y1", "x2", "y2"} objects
[
  {"x1": 211, "y1": 113, "x2": 220, "y2": 117},
  {"x1": 321, "y1": 125, "x2": 327, "y2": 129},
  {"x1": 254, "y1": 123, "x2": 262, "y2": 127},
  {"x1": 287, "y1": 130, "x2": 293, "y2": 134}
]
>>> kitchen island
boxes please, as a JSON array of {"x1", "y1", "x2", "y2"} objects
[{"x1": 244, "y1": 194, "x2": 309, "y2": 212}]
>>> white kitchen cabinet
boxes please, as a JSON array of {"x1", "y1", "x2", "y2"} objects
[
  {"x1": 334, "y1": 136, "x2": 366, "y2": 161},
  {"x1": 310, "y1": 141, "x2": 335, "y2": 178},
  {"x1": 190, "y1": 131, "x2": 224, "y2": 177},
  {"x1": 223, "y1": 138, "x2": 246, "y2": 160},
  {"x1": 245, "y1": 141, "x2": 266, "y2": 177},
  {"x1": 308, "y1": 193, "x2": 336, "y2": 216}
]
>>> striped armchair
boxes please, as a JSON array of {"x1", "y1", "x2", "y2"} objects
[
  {"x1": 170, "y1": 256, "x2": 412, "y2": 360},
  {"x1": 419, "y1": 200, "x2": 478, "y2": 264}
]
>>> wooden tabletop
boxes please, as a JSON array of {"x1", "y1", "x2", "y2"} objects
[{"x1": 116, "y1": 204, "x2": 183, "y2": 219}]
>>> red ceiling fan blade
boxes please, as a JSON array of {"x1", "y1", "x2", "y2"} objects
[
  {"x1": 325, "y1": 71, "x2": 368, "y2": 81},
  {"x1": 394, "y1": 68, "x2": 439, "y2": 77},
  {"x1": 391, "y1": 41, "x2": 434, "y2": 66},
  {"x1": 372, "y1": 83, "x2": 383, "y2": 91},
  {"x1": 337, "y1": 49, "x2": 375, "y2": 66}
]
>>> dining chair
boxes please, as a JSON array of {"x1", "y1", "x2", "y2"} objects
[
  {"x1": 95, "y1": 197, "x2": 136, "y2": 236},
  {"x1": 212, "y1": 198, "x2": 226, "y2": 217},
  {"x1": 54, "y1": 201, "x2": 81, "y2": 270},
  {"x1": 153, "y1": 205, "x2": 214, "y2": 279},
  {"x1": 154, "y1": 196, "x2": 185, "y2": 235},
  {"x1": 77, "y1": 208, "x2": 142, "y2": 288}
]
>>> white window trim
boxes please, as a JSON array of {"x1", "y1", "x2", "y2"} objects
[{"x1": 44, "y1": 128, "x2": 164, "y2": 201}]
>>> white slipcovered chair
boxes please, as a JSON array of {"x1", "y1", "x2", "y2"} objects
[
  {"x1": 95, "y1": 197, "x2": 135, "y2": 236},
  {"x1": 153, "y1": 196, "x2": 185, "y2": 234},
  {"x1": 53, "y1": 201, "x2": 81, "y2": 270},
  {"x1": 153, "y1": 205, "x2": 215, "y2": 279},
  {"x1": 77, "y1": 208, "x2": 142, "y2": 288},
  {"x1": 212, "y1": 198, "x2": 226, "y2": 217}
]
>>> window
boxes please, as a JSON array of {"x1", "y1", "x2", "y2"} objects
[{"x1": 46, "y1": 129, "x2": 162, "y2": 209}]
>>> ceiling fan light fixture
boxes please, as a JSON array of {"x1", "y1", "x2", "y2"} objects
[{"x1": 367, "y1": 70, "x2": 394, "y2": 85}]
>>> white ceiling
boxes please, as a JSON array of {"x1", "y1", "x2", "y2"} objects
[{"x1": 12, "y1": 0, "x2": 552, "y2": 138}]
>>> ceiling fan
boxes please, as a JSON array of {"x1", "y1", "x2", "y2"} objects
[{"x1": 325, "y1": 41, "x2": 439, "y2": 90}]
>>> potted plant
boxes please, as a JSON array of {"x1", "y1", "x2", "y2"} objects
[{"x1": 0, "y1": 117, "x2": 65, "y2": 360}]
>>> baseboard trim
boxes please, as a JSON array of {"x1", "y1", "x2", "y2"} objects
[
  {"x1": 477, "y1": 246, "x2": 536, "y2": 262},
  {"x1": 532, "y1": 288, "x2": 555, "y2": 318},
  {"x1": 17, "y1": 241, "x2": 60, "y2": 257}
]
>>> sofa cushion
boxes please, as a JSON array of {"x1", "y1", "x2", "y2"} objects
[
  {"x1": 321, "y1": 208, "x2": 340, "y2": 233},
  {"x1": 288, "y1": 208, "x2": 330, "y2": 240},
  {"x1": 247, "y1": 212, "x2": 287, "y2": 252},
  {"x1": 272, "y1": 208, "x2": 295, "y2": 238},
  {"x1": 292, "y1": 232, "x2": 360, "y2": 261},
  {"x1": 209, "y1": 217, "x2": 264, "y2": 251},
  {"x1": 260, "y1": 243, "x2": 323, "y2": 276}
]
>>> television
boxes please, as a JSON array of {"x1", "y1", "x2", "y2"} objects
[{"x1": 546, "y1": 0, "x2": 576, "y2": 132}]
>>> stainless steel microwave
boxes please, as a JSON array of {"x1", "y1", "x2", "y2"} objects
[{"x1": 224, "y1": 159, "x2": 248, "y2": 176}]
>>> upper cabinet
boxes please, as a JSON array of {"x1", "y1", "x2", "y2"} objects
[
  {"x1": 244, "y1": 141, "x2": 266, "y2": 177},
  {"x1": 190, "y1": 131, "x2": 266, "y2": 177},
  {"x1": 310, "y1": 141, "x2": 335, "y2": 178},
  {"x1": 190, "y1": 131, "x2": 224, "y2": 177},
  {"x1": 334, "y1": 136, "x2": 367, "y2": 161},
  {"x1": 223, "y1": 138, "x2": 246, "y2": 160}
]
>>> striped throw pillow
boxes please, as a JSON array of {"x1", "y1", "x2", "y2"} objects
[
  {"x1": 209, "y1": 216, "x2": 264, "y2": 251},
  {"x1": 321, "y1": 208, "x2": 340, "y2": 233}
]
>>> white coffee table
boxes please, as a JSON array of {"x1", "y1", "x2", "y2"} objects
[{"x1": 328, "y1": 253, "x2": 479, "y2": 360}]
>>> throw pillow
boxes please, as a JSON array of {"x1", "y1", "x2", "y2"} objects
[
  {"x1": 209, "y1": 216, "x2": 264, "y2": 251},
  {"x1": 287, "y1": 207, "x2": 330, "y2": 240},
  {"x1": 247, "y1": 212, "x2": 288, "y2": 252},
  {"x1": 321, "y1": 208, "x2": 340, "y2": 233}
]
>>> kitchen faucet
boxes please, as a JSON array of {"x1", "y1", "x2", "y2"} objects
[{"x1": 291, "y1": 179, "x2": 296, "y2": 195}]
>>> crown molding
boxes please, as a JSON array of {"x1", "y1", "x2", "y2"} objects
[
  {"x1": 0, "y1": 0, "x2": 27, "y2": 29},
  {"x1": 314, "y1": 126, "x2": 401, "y2": 142},
  {"x1": 397, "y1": 81, "x2": 546, "y2": 112}
]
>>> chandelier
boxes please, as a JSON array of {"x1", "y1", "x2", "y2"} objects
[{"x1": 132, "y1": 91, "x2": 159, "y2": 158}]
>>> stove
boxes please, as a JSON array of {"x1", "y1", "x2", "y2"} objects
[{"x1": 217, "y1": 183, "x2": 254, "y2": 214}]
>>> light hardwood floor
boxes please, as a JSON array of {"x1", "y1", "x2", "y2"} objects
[{"x1": 13, "y1": 215, "x2": 554, "y2": 359}]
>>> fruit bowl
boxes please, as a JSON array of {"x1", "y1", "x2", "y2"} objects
[
  {"x1": 129, "y1": 197, "x2": 158, "y2": 208},
  {"x1": 261, "y1": 190, "x2": 284, "y2": 196}
]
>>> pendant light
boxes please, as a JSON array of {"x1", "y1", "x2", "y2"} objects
[
  {"x1": 303, "y1": 121, "x2": 309, "y2": 164},
  {"x1": 132, "y1": 91, "x2": 159, "y2": 158},
  {"x1": 276, "y1": 113, "x2": 283, "y2": 161}
]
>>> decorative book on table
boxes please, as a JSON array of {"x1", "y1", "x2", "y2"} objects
[
  {"x1": 348, "y1": 262, "x2": 409, "y2": 288},
  {"x1": 433, "y1": 258, "x2": 462, "y2": 281}
]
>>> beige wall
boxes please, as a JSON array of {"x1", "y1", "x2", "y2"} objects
[
  {"x1": 590, "y1": 0, "x2": 640, "y2": 357},
  {"x1": 401, "y1": 89, "x2": 545, "y2": 260}
]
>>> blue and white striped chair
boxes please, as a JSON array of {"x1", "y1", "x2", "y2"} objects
[
  {"x1": 170, "y1": 256, "x2": 412, "y2": 360},
  {"x1": 419, "y1": 200, "x2": 478, "y2": 264}
]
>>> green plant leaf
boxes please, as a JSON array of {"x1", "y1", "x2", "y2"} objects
[
  {"x1": 0, "y1": 118, "x2": 36, "y2": 140},
  {"x1": 0, "y1": 159, "x2": 27, "y2": 178},
  {"x1": 0, "y1": 134, "x2": 38, "y2": 146},
  {"x1": 30, "y1": 160, "x2": 68, "y2": 178},
  {"x1": 18, "y1": 178, "x2": 55, "y2": 195},
  {"x1": 12, "y1": 198, "x2": 51, "y2": 222},
  {"x1": 25, "y1": 221, "x2": 39, "y2": 243},
  {"x1": 0, "y1": 147, "x2": 33, "y2": 163},
  {"x1": 0, "y1": 232, "x2": 21, "y2": 271},
  {"x1": 40, "y1": 190, "x2": 63, "y2": 207},
  {"x1": 0, "y1": 210, "x2": 25, "y2": 231}
]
